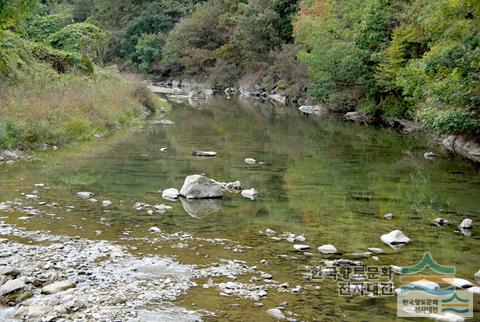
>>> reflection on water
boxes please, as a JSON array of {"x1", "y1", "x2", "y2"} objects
[
  {"x1": 0, "y1": 97, "x2": 479, "y2": 321},
  {"x1": 180, "y1": 197, "x2": 222, "y2": 218}
]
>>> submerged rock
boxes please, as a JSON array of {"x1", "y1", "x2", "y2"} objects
[
  {"x1": 299, "y1": 105, "x2": 328, "y2": 116},
  {"x1": 154, "y1": 204, "x2": 173, "y2": 213},
  {"x1": 179, "y1": 175, "x2": 223, "y2": 199},
  {"x1": 241, "y1": 188, "x2": 259, "y2": 200},
  {"x1": 77, "y1": 192, "x2": 94, "y2": 199},
  {"x1": 384, "y1": 213, "x2": 394, "y2": 220},
  {"x1": 317, "y1": 244, "x2": 337, "y2": 254},
  {"x1": 293, "y1": 244, "x2": 310, "y2": 252},
  {"x1": 162, "y1": 188, "x2": 179, "y2": 200},
  {"x1": 424, "y1": 151, "x2": 437, "y2": 160},
  {"x1": 380, "y1": 230, "x2": 411, "y2": 249},
  {"x1": 244, "y1": 158, "x2": 256, "y2": 165},
  {"x1": 192, "y1": 151, "x2": 217, "y2": 157},
  {"x1": 265, "y1": 228, "x2": 277, "y2": 237},
  {"x1": 344, "y1": 112, "x2": 376, "y2": 124}
]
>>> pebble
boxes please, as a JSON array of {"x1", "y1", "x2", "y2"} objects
[
  {"x1": 77, "y1": 192, "x2": 94, "y2": 199},
  {"x1": 434, "y1": 218, "x2": 448, "y2": 226},
  {"x1": 149, "y1": 227, "x2": 161, "y2": 233},
  {"x1": 293, "y1": 244, "x2": 310, "y2": 252},
  {"x1": 102, "y1": 200, "x2": 112, "y2": 207},
  {"x1": 384, "y1": 213, "x2": 393, "y2": 220},
  {"x1": 265, "y1": 228, "x2": 277, "y2": 236},
  {"x1": 244, "y1": 158, "x2": 256, "y2": 165}
]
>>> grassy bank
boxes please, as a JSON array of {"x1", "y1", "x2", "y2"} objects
[
  {"x1": 0, "y1": 31, "x2": 164, "y2": 150},
  {"x1": 0, "y1": 70, "x2": 161, "y2": 150}
]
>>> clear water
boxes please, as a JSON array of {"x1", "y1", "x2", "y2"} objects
[{"x1": 1, "y1": 98, "x2": 479, "y2": 321}]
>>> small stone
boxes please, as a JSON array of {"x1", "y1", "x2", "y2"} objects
[
  {"x1": 265, "y1": 228, "x2": 277, "y2": 236},
  {"x1": 434, "y1": 218, "x2": 448, "y2": 226},
  {"x1": 384, "y1": 213, "x2": 393, "y2": 220},
  {"x1": 89, "y1": 198, "x2": 97, "y2": 203},
  {"x1": 266, "y1": 308, "x2": 285, "y2": 320},
  {"x1": 367, "y1": 248, "x2": 383, "y2": 254},
  {"x1": 475, "y1": 270, "x2": 480, "y2": 281},
  {"x1": 261, "y1": 273, "x2": 272, "y2": 280},
  {"x1": 442, "y1": 277, "x2": 473, "y2": 289},
  {"x1": 102, "y1": 200, "x2": 112, "y2": 207},
  {"x1": 295, "y1": 235, "x2": 306, "y2": 242},
  {"x1": 162, "y1": 188, "x2": 179, "y2": 200},
  {"x1": 318, "y1": 244, "x2": 337, "y2": 254},
  {"x1": 458, "y1": 218, "x2": 473, "y2": 229},
  {"x1": 149, "y1": 227, "x2": 161, "y2": 233},
  {"x1": 424, "y1": 151, "x2": 436, "y2": 159},
  {"x1": 77, "y1": 192, "x2": 94, "y2": 199},
  {"x1": 41, "y1": 280, "x2": 76, "y2": 294},
  {"x1": 244, "y1": 158, "x2": 256, "y2": 165},
  {"x1": 293, "y1": 244, "x2": 310, "y2": 252},
  {"x1": 192, "y1": 151, "x2": 217, "y2": 157},
  {"x1": 241, "y1": 188, "x2": 259, "y2": 200}
]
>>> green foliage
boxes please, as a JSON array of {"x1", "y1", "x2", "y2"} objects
[
  {"x1": 0, "y1": 0, "x2": 37, "y2": 29},
  {"x1": 417, "y1": 107, "x2": 480, "y2": 135},
  {"x1": 135, "y1": 33, "x2": 166, "y2": 73},
  {"x1": 48, "y1": 22, "x2": 106, "y2": 61},
  {"x1": 295, "y1": 0, "x2": 480, "y2": 135},
  {"x1": 20, "y1": 14, "x2": 73, "y2": 42}
]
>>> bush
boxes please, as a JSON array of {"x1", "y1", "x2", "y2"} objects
[
  {"x1": 48, "y1": 22, "x2": 106, "y2": 61},
  {"x1": 417, "y1": 107, "x2": 480, "y2": 135}
]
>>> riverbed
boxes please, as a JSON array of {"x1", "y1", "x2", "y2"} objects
[{"x1": 0, "y1": 97, "x2": 479, "y2": 321}]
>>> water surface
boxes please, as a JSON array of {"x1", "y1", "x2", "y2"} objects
[{"x1": 1, "y1": 98, "x2": 479, "y2": 321}]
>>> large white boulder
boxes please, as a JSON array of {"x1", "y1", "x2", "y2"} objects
[{"x1": 179, "y1": 175, "x2": 223, "y2": 199}]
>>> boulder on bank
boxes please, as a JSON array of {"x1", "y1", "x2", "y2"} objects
[
  {"x1": 268, "y1": 94, "x2": 287, "y2": 105},
  {"x1": 440, "y1": 135, "x2": 480, "y2": 164},
  {"x1": 344, "y1": 112, "x2": 377, "y2": 124},
  {"x1": 179, "y1": 175, "x2": 223, "y2": 199}
]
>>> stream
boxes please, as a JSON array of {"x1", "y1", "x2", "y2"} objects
[{"x1": 0, "y1": 97, "x2": 479, "y2": 321}]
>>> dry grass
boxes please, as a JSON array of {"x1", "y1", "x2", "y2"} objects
[{"x1": 0, "y1": 69, "x2": 153, "y2": 149}]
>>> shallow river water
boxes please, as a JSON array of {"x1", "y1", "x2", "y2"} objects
[{"x1": 1, "y1": 97, "x2": 479, "y2": 321}]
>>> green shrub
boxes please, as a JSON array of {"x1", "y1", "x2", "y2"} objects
[
  {"x1": 417, "y1": 107, "x2": 480, "y2": 135},
  {"x1": 48, "y1": 22, "x2": 106, "y2": 61}
]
